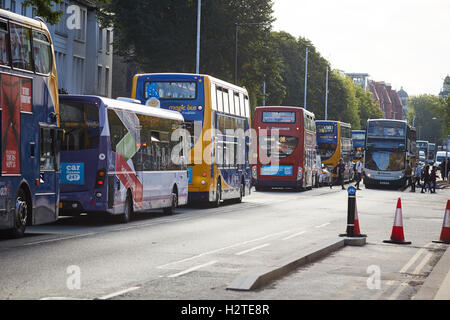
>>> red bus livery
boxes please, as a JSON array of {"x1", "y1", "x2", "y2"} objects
[{"x1": 252, "y1": 106, "x2": 317, "y2": 191}]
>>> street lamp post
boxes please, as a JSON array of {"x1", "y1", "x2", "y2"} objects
[
  {"x1": 304, "y1": 46, "x2": 309, "y2": 110},
  {"x1": 234, "y1": 21, "x2": 269, "y2": 85},
  {"x1": 325, "y1": 65, "x2": 329, "y2": 120},
  {"x1": 195, "y1": 0, "x2": 201, "y2": 74}
]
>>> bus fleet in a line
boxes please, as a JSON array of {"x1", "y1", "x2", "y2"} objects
[{"x1": 1, "y1": 9, "x2": 425, "y2": 239}]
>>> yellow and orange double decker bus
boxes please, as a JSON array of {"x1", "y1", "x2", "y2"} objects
[
  {"x1": 315, "y1": 120, "x2": 354, "y2": 183},
  {"x1": 131, "y1": 73, "x2": 252, "y2": 207}
]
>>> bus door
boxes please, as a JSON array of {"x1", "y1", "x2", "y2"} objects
[{"x1": 35, "y1": 125, "x2": 60, "y2": 224}]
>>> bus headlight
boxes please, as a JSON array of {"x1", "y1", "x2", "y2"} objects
[
  {"x1": 297, "y1": 167, "x2": 303, "y2": 180},
  {"x1": 201, "y1": 180, "x2": 206, "y2": 185}
]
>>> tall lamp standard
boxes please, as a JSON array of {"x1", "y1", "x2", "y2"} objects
[
  {"x1": 234, "y1": 21, "x2": 270, "y2": 85},
  {"x1": 304, "y1": 46, "x2": 309, "y2": 110},
  {"x1": 195, "y1": 0, "x2": 201, "y2": 74}
]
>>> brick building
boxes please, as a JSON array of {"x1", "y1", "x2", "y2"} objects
[{"x1": 367, "y1": 80, "x2": 403, "y2": 120}]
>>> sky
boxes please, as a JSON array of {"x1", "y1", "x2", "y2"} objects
[{"x1": 272, "y1": 0, "x2": 450, "y2": 96}]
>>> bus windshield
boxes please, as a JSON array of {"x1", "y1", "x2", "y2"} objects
[
  {"x1": 367, "y1": 121, "x2": 405, "y2": 137},
  {"x1": 259, "y1": 135, "x2": 298, "y2": 158},
  {"x1": 144, "y1": 81, "x2": 197, "y2": 100},
  {"x1": 352, "y1": 133, "x2": 365, "y2": 141},
  {"x1": 60, "y1": 102, "x2": 100, "y2": 151},
  {"x1": 317, "y1": 142, "x2": 337, "y2": 160},
  {"x1": 365, "y1": 150, "x2": 405, "y2": 171}
]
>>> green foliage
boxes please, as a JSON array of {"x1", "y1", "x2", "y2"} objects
[
  {"x1": 406, "y1": 95, "x2": 444, "y2": 143},
  {"x1": 22, "y1": 0, "x2": 63, "y2": 25}
]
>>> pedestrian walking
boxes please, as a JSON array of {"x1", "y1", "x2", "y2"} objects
[
  {"x1": 404, "y1": 162, "x2": 414, "y2": 192},
  {"x1": 337, "y1": 158, "x2": 346, "y2": 190},
  {"x1": 421, "y1": 164, "x2": 432, "y2": 193},
  {"x1": 430, "y1": 165, "x2": 437, "y2": 193},
  {"x1": 414, "y1": 160, "x2": 422, "y2": 189},
  {"x1": 354, "y1": 157, "x2": 364, "y2": 190}
]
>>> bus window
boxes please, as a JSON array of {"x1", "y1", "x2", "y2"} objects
[
  {"x1": 0, "y1": 20, "x2": 9, "y2": 66},
  {"x1": 144, "y1": 81, "x2": 196, "y2": 100},
  {"x1": 223, "y1": 88, "x2": 229, "y2": 113},
  {"x1": 40, "y1": 127, "x2": 56, "y2": 171},
  {"x1": 10, "y1": 23, "x2": 33, "y2": 71},
  {"x1": 244, "y1": 96, "x2": 250, "y2": 117},
  {"x1": 234, "y1": 93, "x2": 240, "y2": 116},
  {"x1": 210, "y1": 83, "x2": 217, "y2": 110},
  {"x1": 60, "y1": 102, "x2": 100, "y2": 151},
  {"x1": 216, "y1": 87, "x2": 223, "y2": 112},
  {"x1": 228, "y1": 90, "x2": 235, "y2": 115},
  {"x1": 33, "y1": 31, "x2": 52, "y2": 75}
]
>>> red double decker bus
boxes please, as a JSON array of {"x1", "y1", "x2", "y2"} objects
[{"x1": 252, "y1": 106, "x2": 317, "y2": 191}]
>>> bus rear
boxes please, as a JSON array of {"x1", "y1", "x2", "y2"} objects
[
  {"x1": 352, "y1": 130, "x2": 366, "y2": 161},
  {"x1": 59, "y1": 95, "x2": 107, "y2": 215},
  {"x1": 252, "y1": 106, "x2": 315, "y2": 191}
]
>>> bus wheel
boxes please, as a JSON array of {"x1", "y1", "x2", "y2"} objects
[
  {"x1": 119, "y1": 192, "x2": 133, "y2": 224},
  {"x1": 9, "y1": 189, "x2": 28, "y2": 238},
  {"x1": 236, "y1": 182, "x2": 244, "y2": 203},
  {"x1": 212, "y1": 181, "x2": 221, "y2": 208},
  {"x1": 164, "y1": 190, "x2": 178, "y2": 215}
]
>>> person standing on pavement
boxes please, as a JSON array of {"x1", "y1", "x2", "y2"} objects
[
  {"x1": 337, "y1": 158, "x2": 346, "y2": 190},
  {"x1": 421, "y1": 164, "x2": 432, "y2": 193},
  {"x1": 354, "y1": 157, "x2": 364, "y2": 190},
  {"x1": 414, "y1": 160, "x2": 422, "y2": 189},
  {"x1": 404, "y1": 161, "x2": 414, "y2": 192},
  {"x1": 430, "y1": 165, "x2": 437, "y2": 193}
]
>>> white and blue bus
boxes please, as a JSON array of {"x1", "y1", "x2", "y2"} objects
[
  {"x1": 364, "y1": 119, "x2": 416, "y2": 188},
  {"x1": 59, "y1": 95, "x2": 188, "y2": 222},
  {"x1": 0, "y1": 10, "x2": 61, "y2": 238}
]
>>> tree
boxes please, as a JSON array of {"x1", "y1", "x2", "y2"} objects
[
  {"x1": 407, "y1": 95, "x2": 443, "y2": 143},
  {"x1": 355, "y1": 85, "x2": 383, "y2": 129},
  {"x1": 20, "y1": 0, "x2": 63, "y2": 25},
  {"x1": 98, "y1": 0, "x2": 279, "y2": 111}
]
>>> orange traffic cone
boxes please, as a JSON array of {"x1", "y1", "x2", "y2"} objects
[
  {"x1": 433, "y1": 200, "x2": 450, "y2": 244},
  {"x1": 383, "y1": 198, "x2": 411, "y2": 245}
]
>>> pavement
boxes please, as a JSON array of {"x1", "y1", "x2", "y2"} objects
[{"x1": 414, "y1": 243, "x2": 450, "y2": 299}]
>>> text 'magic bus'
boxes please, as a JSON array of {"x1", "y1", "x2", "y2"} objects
[
  {"x1": 0, "y1": 9, "x2": 60, "y2": 238},
  {"x1": 131, "y1": 73, "x2": 252, "y2": 207}
]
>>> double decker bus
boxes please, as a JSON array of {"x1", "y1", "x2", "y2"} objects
[
  {"x1": 131, "y1": 73, "x2": 251, "y2": 206},
  {"x1": 59, "y1": 95, "x2": 188, "y2": 222},
  {"x1": 352, "y1": 130, "x2": 366, "y2": 161},
  {"x1": 363, "y1": 119, "x2": 416, "y2": 188},
  {"x1": 252, "y1": 106, "x2": 316, "y2": 191},
  {"x1": 315, "y1": 120, "x2": 353, "y2": 183},
  {"x1": 416, "y1": 140, "x2": 429, "y2": 164},
  {"x1": 0, "y1": 10, "x2": 60, "y2": 238}
]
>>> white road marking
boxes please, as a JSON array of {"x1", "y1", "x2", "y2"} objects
[
  {"x1": 399, "y1": 242, "x2": 433, "y2": 273},
  {"x1": 157, "y1": 229, "x2": 292, "y2": 269},
  {"x1": 235, "y1": 243, "x2": 270, "y2": 256},
  {"x1": 412, "y1": 252, "x2": 433, "y2": 275},
  {"x1": 97, "y1": 286, "x2": 140, "y2": 300},
  {"x1": 282, "y1": 231, "x2": 307, "y2": 241},
  {"x1": 315, "y1": 223, "x2": 330, "y2": 228},
  {"x1": 167, "y1": 260, "x2": 217, "y2": 278}
]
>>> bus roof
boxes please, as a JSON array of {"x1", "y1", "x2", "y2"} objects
[
  {"x1": 134, "y1": 73, "x2": 249, "y2": 95},
  {"x1": 254, "y1": 105, "x2": 315, "y2": 117},
  {"x1": 60, "y1": 95, "x2": 185, "y2": 122},
  {"x1": 0, "y1": 9, "x2": 49, "y2": 33},
  {"x1": 316, "y1": 120, "x2": 351, "y2": 127},
  {"x1": 367, "y1": 119, "x2": 407, "y2": 124}
]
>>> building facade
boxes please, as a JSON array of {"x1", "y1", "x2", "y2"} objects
[
  {"x1": 1, "y1": 0, "x2": 113, "y2": 97},
  {"x1": 346, "y1": 73, "x2": 370, "y2": 91},
  {"x1": 367, "y1": 80, "x2": 403, "y2": 120},
  {"x1": 397, "y1": 87, "x2": 408, "y2": 120}
]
